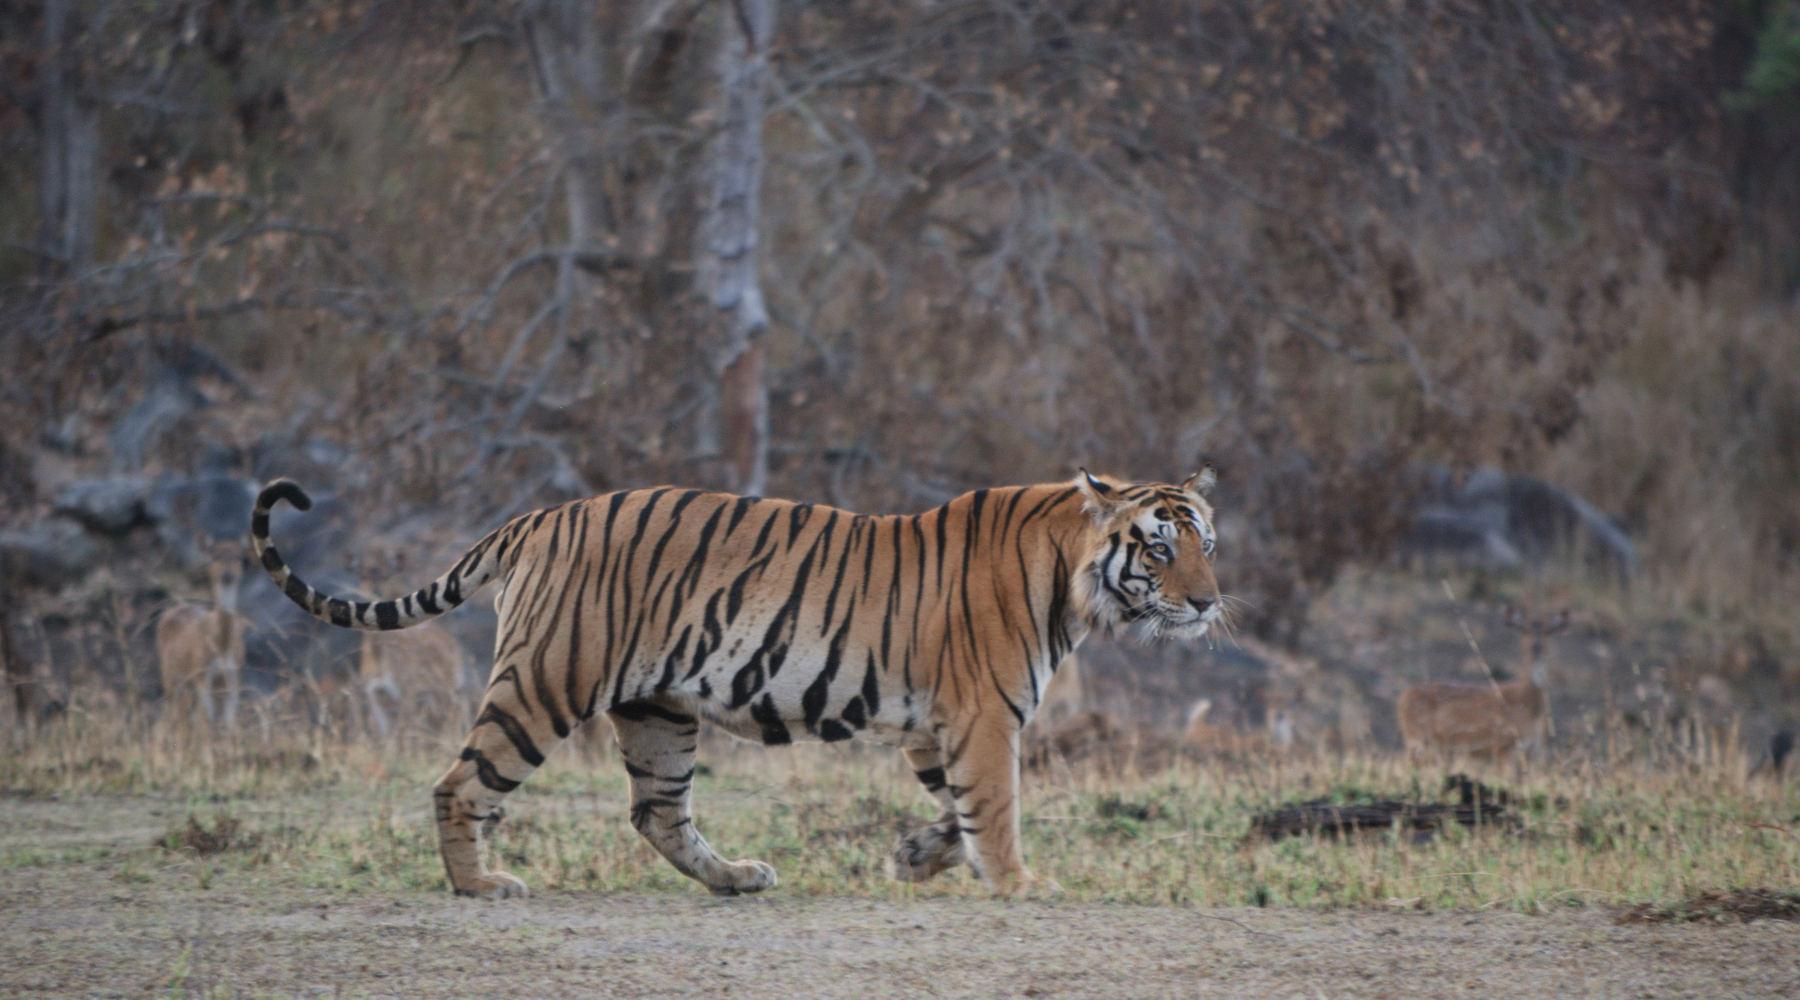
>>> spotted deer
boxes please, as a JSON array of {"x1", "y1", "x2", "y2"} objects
[
  {"x1": 155, "y1": 550, "x2": 247, "y2": 729},
  {"x1": 1397, "y1": 607, "x2": 1569, "y2": 758},
  {"x1": 1182, "y1": 697, "x2": 1293, "y2": 755}
]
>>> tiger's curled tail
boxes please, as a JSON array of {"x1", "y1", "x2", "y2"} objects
[{"x1": 249, "y1": 479, "x2": 510, "y2": 632}]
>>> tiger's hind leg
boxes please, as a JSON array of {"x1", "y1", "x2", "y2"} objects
[
  {"x1": 891, "y1": 745, "x2": 967, "y2": 882},
  {"x1": 432, "y1": 683, "x2": 560, "y2": 899},
  {"x1": 609, "y1": 699, "x2": 776, "y2": 896}
]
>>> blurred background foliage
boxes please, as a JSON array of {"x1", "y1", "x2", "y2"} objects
[{"x1": 1, "y1": 1, "x2": 1796, "y2": 741}]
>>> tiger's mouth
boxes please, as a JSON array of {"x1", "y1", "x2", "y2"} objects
[
  {"x1": 1114, "y1": 602, "x2": 1216, "y2": 643},
  {"x1": 1155, "y1": 611, "x2": 1214, "y2": 642}
]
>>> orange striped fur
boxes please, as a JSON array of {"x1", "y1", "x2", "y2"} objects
[{"x1": 249, "y1": 469, "x2": 1224, "y2": 897}]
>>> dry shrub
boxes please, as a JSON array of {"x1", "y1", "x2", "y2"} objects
[
  {"x1": 160, "y1": 814, "x2": 254, "y2": 857},
  {"x1": 1543, "y1": 277, "x2": 1800, "y2": 628}
]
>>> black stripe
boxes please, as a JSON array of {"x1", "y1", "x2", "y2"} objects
[
  {"x1": 641, "y1": 490, "x2": 703, "y2": 591},
  {"x1": 681, "y1": 590, "x2": 726, "y2": 683},
  {"x1": 819, "y1": 512, "x2": 857, "y2": 634},
  {"x1": 460, "y1": 747, "x2": 520, "y2": 793},
  {"x1": 787, "y1": 503, "x2": 814, "y2": 545},
  {"x1": 861, "y1": 650, "x2": 881, "y2": 718},
  {"x1": 477, "y1": 704, "x2": 546, "y2": 768},
  {"x1": 751, "y1": 693, "x2": 792, "y2": 745},
  {"x1": 933, "y1": 505, "x2": 949, "y2": 586},
  {"x1": 993, "y1": 681, "x2": 1025, "y2": 726},
  {"x1": 728, "y1": 514, "x2": 833, "y2": 707},
  {"x1": 1018, "y1": 486, "x2": 1079, "y2": 528},
  {"x1": 655, "y1": 627, "x2": 692, "y2": 692},
  {"x1": 724, "y1": 494, "x2": 761, "y2": 538},
  {"x1": 610, "y1": 700, "x2": 698, "y2": 726},
  {"x1": 748, "y1": 507, "x2": 781, "y2": 556},
  {"x1": 564, "y1": 552, "x2": 598, "y2": 720},
  {"x1": 801, "y1": 602, "x2": 854, "y2": 733},
  {"x1": 663, "y1": 501, "x2": 728, "y2": 639}
]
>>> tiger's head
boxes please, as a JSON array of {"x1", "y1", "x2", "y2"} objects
[{"x1": 1072, "y1": 468, "x2": 1223, "y2": 643}]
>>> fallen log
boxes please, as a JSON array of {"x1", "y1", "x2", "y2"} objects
[{"x1": 1250, "y1": 774, "x2": 1513, "y2": 842}]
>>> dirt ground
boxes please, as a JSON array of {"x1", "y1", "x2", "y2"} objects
[{"x1": 5, "y1": 854, "x2": 1796, "y2": 999}]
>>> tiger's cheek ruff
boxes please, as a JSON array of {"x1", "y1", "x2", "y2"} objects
[{"x1": 1075, "y1": 531, "x2": 1167, "y2": 640}]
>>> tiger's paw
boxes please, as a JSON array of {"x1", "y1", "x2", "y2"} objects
[
  {"x1": 709, "y1": 860, "x2": 777, "y2": 897},
  {"x1": 889, "y1": 827, "x2": 965, "y2": 883},
  {"x1": 453, "y1": 871, "x2": 529, "y2": 900}
]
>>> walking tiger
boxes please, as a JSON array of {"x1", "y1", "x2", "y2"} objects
[{"x1": 249, "y1": 469, "x2": 1224, "y2": 897}]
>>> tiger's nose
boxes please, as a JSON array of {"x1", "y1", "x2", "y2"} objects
[{"x1": 1188, "y1": 597, "x2": 1216, "y2": 615}]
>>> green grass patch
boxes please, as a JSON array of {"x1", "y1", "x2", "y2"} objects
[{"x1": 10, "y1": 730, "x2": 1791, "y2": 913}]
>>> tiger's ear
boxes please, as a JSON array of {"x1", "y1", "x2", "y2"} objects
[
  {"x1": 1075, "y1": 468, "x2": 1125, "y2": 521},
  {"x1": 1181, "y1": 465, "x2": 1218, "y2": 498}
]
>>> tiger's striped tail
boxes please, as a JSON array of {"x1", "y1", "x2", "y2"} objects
[{"x1": 250, "y1": 479, "x2": 508, "y2": 632}]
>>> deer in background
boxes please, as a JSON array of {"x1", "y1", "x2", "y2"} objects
[
  {"x1": 1183, "y1": 697, "x2": 1294, "y2": 755},
  {"x1": 1397, "y1": 607, "x2": 1569, "y2": 759},
  {"x1": 155, "y1": 548, "x2": 247, "y2": 729}
]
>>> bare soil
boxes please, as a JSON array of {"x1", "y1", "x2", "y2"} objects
[{"x1": 5, "y1": 841, "x2": 1796, "y2": 998}]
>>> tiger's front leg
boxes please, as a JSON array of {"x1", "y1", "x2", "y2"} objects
[
  {"x1": 940, "y1": 719, "x2": 1037, "y2": 894},
  {"x1": 609, "y1": 700, "x2": 776, "y2": 896}
]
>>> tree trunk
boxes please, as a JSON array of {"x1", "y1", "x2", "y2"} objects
[
  {"x1": 520, "y1": 0, "x2": 769, "y2": 495},
  {"x1": 704, "y1": 0, "x2": 774, "y2": 496},
  {"x1": 39, "y1": 0, "x2": 97, "y2": 275},
  {"x1": 521, "y1": 0, "x2": 611, "y2": 252},
  {"x1": 0, "y1": 610, "x2": 21, "y2": 726},
  {"x1": 0, "y1": 611, "x2": 57, "y2": 728}
]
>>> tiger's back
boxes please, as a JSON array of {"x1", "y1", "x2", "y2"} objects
[{"x1": 485, "y1": 486, "x2": 1083, "y2": 751}]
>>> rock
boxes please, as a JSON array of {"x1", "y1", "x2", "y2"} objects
[
  {"x1": 249, "y1": 434, "x2": 357, "y2": 492},
  {"x1": 110, "y1": 376, "x2": 206, "y2": 469},
  {"x1": 0, "y1": 517, "x2": 102, "y2": 588},
  {"x1": 146, "y1": 475, "x2": 258, "y2": 560},
  {"x1": 52, "y1": 475, "x2": 153, "y2": 535},
  {"x1": 109, "y1": 343, "x2": 249, "y2": 468},
  {"x1": 1403, "y1": 466, "x2": 1635, "y2": 577}
]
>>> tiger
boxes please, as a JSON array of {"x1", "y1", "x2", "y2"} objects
[{"x1": 248, "y1": 468, "x2": 1223, "y2": 898}]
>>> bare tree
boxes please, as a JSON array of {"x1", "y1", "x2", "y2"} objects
[
  {"x1": 37, "y1": 0, "x2": 98, "y2": 275},
  {"x1": 503, "y1": 0, "x2": 774, "y2": 495},
  {"x1": 703, "y1": 0, "x2": 775, "y2": 494}
]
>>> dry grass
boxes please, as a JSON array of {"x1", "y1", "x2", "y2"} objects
[
  {"x1": 1543, "y1": 276, "x2": 1800, "y2": 647},
  {"x1": 5, "y1": 702, "x2": 1795, "y2": 914}
]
